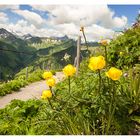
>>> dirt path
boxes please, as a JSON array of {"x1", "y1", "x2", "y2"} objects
[{"x1": 0, "y1": 72, "x2": 64, "y2": 109}]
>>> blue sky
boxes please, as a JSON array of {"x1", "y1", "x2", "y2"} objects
[
  {"x1": 0, "y1": 5, "x2": 139, "y2": 41},
  {"x1": 2, "y1": 5, "x2": 139, "y2": 26},
  {"x1": 108, "y1": 5, "x2": 140, "y2": 25}
]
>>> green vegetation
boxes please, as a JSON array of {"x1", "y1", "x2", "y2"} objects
[
  {"x1": 0, "y1": 24, "x2": 140, "y2": 135},
  {"x1": 30, "y1": 40, "x2": 61, "y2": 50},
  {"x1": 0, "y1": 38, "x2": 36, "y2": 80},
  {"x1": 0, "y1": 39, "x2": 75, "y2": 96},
  {"x1": 0, "y1": 19, "x2": 140, "y2": 135},
  {"x1": 0, "y1": 30, "x2": 75, "y2": 81},
  {"x1": 0, "y1": 60, "x2": 139, "y2": 134},
  {"x1": 30, "y1": 39, "x2": 76, "y2": 70},
  {"x1": 0, "y1": 69, "x2": 43, "y2": 96},
  {"x1": 107, "y1": 27, "x2": 140, "y2": 69},
  {"x1": 0, "y1": 62, "x2": 59, "y2": 96}
]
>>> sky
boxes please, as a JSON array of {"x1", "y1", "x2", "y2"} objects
[{"x1": 0, "y1": 5, "x2": 139, "y2": 41}]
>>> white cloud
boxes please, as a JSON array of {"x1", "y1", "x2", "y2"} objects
[
  {"x1": 31, "y1": 5, "x2": 127, "y2": 29},
  {"x1": 0, "y1": 18, "x2": 116, "y2": 41},
  {"x1": 0, "y1": 12, "x2": 9, "y2": 23},
  {"x1": 0, "y1": 16, "x2": 117, "y2": 41},
  {"x1": 85, "y1": 24, "x2": 115, "y2": 41},
  {"x1": 0, "y1": 5, "x2": 19, "y2": 10},
  {"x1": 113, "y1": 16, "x2": 127, "y2": 28},
  {"x1": 55, "y1": 23, "x2": 79, "y2": 38},
  {"x1": 0, "y1": 5, "x2": 127, "y2": 41},
  {"x1": 0, "y1": 19, "x2": 62, "y2": 38},
  {"x1": 11, "y1": 9, "x2": 46, "y2": 28},
  {"x1": 100, "y1": 15, "x2": 127, "y2": 28}
]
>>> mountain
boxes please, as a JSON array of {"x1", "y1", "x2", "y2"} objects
[
  {"x1": 0, "y1": 28, "x2": 69, "y2": 44},
  {"x1": 0, "y1": 28, "x2": 75, "y2": 81},
  {"x1": 0, "y1": 28, "x2": 29, "y2": 48},
  {"x1": 22, "y1": 34, "x2": 42, "y2": 44},
  {"x1": 22, "y1": 34, "x2": 69, "y2": 44},
  {"x1": 51, "y1": 35, "x2": 69, "y2": 41},
  {"x1": 22, "y1": 33, "x2": 33, "y2": 40},
  {"x1": 0, "y1": 28, "x2": 37, "y2": 80},
  {"x1": 0, "y1": 28, "x2": 17, "y2": 41}
]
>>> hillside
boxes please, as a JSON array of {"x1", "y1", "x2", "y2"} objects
[
  {"x1": 0, "y1": 28, "x2": 37, "y2": 80},
  {"x1": 0, "y1": 28, "x2": 76, "y2": 81},
  {"x1": 0, "y1": 25, "x2": 140, "y2": 135}
]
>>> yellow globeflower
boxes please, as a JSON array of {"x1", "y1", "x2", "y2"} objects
[
  {"x1": 42, "y1": 71, "x2": 53, "y2": 80},
  {"x1": 88, "y1": 56, "x2": 106, "y2": 71},
  {"x1": 105, "y1": 67, "x2": 122, "y2": 81},
  {"x1": 63, "y1": 64, "x2": 76, "y2": 77},
  {"x1": 46, "y1": 77, "x2": 56, "y2": 87},
  {"x1": 41, "y1": 90, "x2": 52, "y2": 99},
  {"x1": 100, "y1": 40, "x2": 108, "y2": 46}
]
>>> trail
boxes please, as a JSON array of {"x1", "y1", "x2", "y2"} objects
[{"x1": 0, "y1": 72, "x2": 64, "y2": 109}]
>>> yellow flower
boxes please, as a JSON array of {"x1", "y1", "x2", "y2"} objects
[
  {"x1": 119, "y1": 52, "x2": 123, "y2": 55},
  {"x1": 105, "y1": 67, "x2": 122, "y2": 80},
  {"x1": 63, "y1": 64, "x2": 76, "y2": 77},
  {"x1": 42, "y1": 71, "x2": 53, "y2": 80},
  {"x1": 88, "y1": 56, "x2": 106, "y2": 71},
  {"x1": 41, "y1": 90, "x2": 52, "y2": 99},
  {"x1": 100, "y1": 40, "x2": 108, "y2": 46},
  {"x1": 46, "y1": 77, "x2": 56, "y2": 87}
]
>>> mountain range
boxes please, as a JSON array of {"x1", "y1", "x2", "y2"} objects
[
  {"x1": 0, "y1": 28, "x2": 100, "y2": 81},
  {"x1": 0, "y1": 28, "x2": 76, "y2": 81},
  {"x1": 0, "y1": 28, "x2": 69, "y2": 43}
]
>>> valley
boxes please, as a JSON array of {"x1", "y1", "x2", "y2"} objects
[{"x1": 0, "y1": 28, "x2": 78, "y2": 81}]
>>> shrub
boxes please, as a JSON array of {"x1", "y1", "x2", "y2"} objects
[{"x1": 107, "y1": 27, "x2": 140, "y2": 69}]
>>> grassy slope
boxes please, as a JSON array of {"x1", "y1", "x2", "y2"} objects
[
  {"x1": 0, "y1": 37, "x2": 76, "y2": 81},
  {"x1": 0, "y1": 27, "x2": 139, "y2": 135},
  {"x1": 0, "y1": 39, "x2": 76, "y2": 96},
  {"x1": 0, "y1": 38, "x2": 36, "y2": 80}
]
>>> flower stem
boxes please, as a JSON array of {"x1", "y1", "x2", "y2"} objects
[
  {"x1": 48, "y1": 98, "x2": 54, "y2": 110},
  {"x1": 47, "y1": 87, "x2": 54, "y2": 110},
  {"x1": 98, "y1": 70, "x2": 101, "y2": 92},
  {"x1": 98, "y1": 69, "x2": 102, "y2": 102},
  {"x1": 106, "y1": 80, "x2": 116, "y2": 134},
  {"x1": 58, "y1": 76, "x2": 71, "y2": 111},
  {"x1": 104, "y1": 45, "x2": 108, "y2": 67},
  {"x1": 49, "y1": 86, "x2": 53, "y2": 95},
  {"x1": 104, "y1": 45, "x2": 110, "y2": 89},
  {"x1": 68, "y1": 76, "x2": 71, "y2": 95}
]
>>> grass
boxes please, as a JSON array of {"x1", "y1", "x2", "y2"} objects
[
  {"x1": 0, "y1": 25, "x2": 140, "y2": 135},
  {"x1": 0, "y1": 57, "x2": 139, "y2": 134}
]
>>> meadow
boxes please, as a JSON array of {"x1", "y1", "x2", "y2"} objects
[{"x1": 0, "y1": 25, "x2": 140, "y2": 135}]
